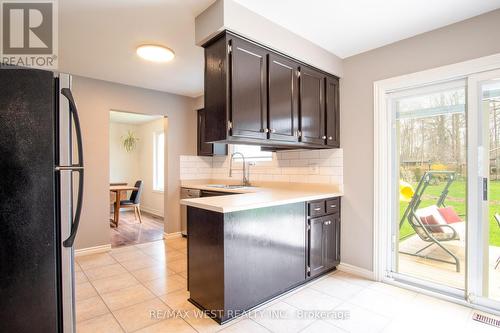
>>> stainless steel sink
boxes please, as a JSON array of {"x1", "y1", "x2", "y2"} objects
[{"x1": 206, "y1": 184, "x2": 251, "y2": 189}]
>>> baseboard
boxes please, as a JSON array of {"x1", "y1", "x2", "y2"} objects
[
  {"x1": 337, "y1": 262, "x2": 375, "y2": 280},
  {"x1": 163, "y1": 232, "x2": 182, "y2": 239},
  {"x1": 75, "y1": 244, "x2": 111, "y2": 257},
  {"x1": 140, "y1": 206, "x2": 164, "y2": 218}
]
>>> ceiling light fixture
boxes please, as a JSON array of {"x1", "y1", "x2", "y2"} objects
[{"x1": 136, "y1": 44, "x2": 175, "y2": 63}]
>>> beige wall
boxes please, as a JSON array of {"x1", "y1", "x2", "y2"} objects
[
  {"x1": 341, "y1": 9, "x2": 500, "y2": 271},
  {"x1": 72, "y1": 76, "x2": 197, "y2": 250}
]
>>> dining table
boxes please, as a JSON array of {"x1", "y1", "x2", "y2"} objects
[{"x1": 110, "y1": 185, "x2": 138, "y2": 227}]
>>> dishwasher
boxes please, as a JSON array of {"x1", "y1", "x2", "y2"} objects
[{"x1": 180, "y1": 188, "x2": 201, "y2": 237}]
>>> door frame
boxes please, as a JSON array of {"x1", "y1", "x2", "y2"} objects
[
  {"x1": 373, "y1": 52, "x2": 500, "y2": 313},
  {"x1": 467, "y1": 69, "x2": 500, "y2": 310}
]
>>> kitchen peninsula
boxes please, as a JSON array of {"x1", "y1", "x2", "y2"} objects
[{"x1": 180, "y1": 183, "x2": 343, "y2": 323}]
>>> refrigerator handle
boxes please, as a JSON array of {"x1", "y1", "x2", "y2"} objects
[{"x1": 61, "y1": 88, "x2": 84, "y2": 248}]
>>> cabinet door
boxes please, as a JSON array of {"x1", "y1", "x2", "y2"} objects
[
  {"x1": 308, "y1": 216, "x2": 326, "y2": 277},
  {"x1": 334, "y1": 215, "x2": 341, "y2": 265},
  {"x1": 268, "y1": 53, "x2": 299, "y2": 142},
  {"x1": 229, "y1": 37, "x2": 268, "y2": 140},
  {"x1": 323, "y1": 214, "x2": 339, "y2": 269},
  {"x1": 197, "y1": 109, "x2": 213, "y2": 156},
  {"x1": 326, "y1": 77, "x2": 340, "y2": 147},
  {"x1": 299, "y1": 67, "x2": 326, "y2": 145}
]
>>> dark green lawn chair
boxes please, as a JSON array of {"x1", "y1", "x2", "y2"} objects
[
  {"x1": 399, "y1": 171, "x2": 461, "y2": 272},
  {"x1": 494, "y1": 214, "x2": 500, "y2": 269}
]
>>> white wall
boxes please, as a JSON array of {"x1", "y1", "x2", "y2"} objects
[
  {"x1": 136, "y1": 118, "x2": 166, "y2": 217},
  {"x1": 341, "y1": 9, "x2": 500, "y2": 271},
  {"x1": 109, "y1": 122, "x2": 140, "y2": 186},
  {"x1": 72, "y1": 76, "x2": 197, "y2": 250}
]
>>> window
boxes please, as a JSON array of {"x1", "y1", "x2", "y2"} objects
[
  {"x1": 153, "y1": 131, "x2": 164, "y2": 191},
  {"x1": 232, "y1": 144, "x2": 272, "y2": 161}
]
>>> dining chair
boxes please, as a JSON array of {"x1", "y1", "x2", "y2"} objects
[{"x1": 120, "y1": 180, "x2": 144, "y2": 223}]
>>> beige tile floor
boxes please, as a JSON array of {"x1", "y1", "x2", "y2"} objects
[{"x1": 75, "y1": 238, "x2": 500, "y2": 333}]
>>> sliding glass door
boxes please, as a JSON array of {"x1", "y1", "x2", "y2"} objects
[
  {"x1": 389, "y1": 80, "x2": 467, "y2": 295},
  {"x1": 467, "y1": 69, "x2": 500, "y2": 310},
  {"x1": 385, "y1": 69, "x2": 500, "y2": 312}
]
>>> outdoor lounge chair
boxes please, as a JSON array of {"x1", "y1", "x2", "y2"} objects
[{"x1": 399, "y1": 171, "x2": 462, "y2": 272}]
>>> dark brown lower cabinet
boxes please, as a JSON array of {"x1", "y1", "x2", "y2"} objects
[
  {"x1": 187, "y1": 197, "x2": 340, "y2": 324},
  {"x1": 188, "y1": 203, "x2": 306, "y2": 324},
  {"x1": 307, "y1": 199, "x2": 341, "y2": 278}
]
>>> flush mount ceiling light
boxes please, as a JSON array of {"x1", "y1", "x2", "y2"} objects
[{"x1": 136, "y1": 44, "x2": 175, "y2": 63}]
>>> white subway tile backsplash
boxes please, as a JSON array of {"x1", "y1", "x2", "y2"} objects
[
  {"x1": 299, "y1": 150, "x2": 320, "y2": 159},
  {"x1": 289, "y1": 159, "x2": 308, "y2": 167},
  {"x1": 179, "y1": 148, "x2": 343, "y2": 185},
  {"x1": 273, "y1": 175, "x2": 290, "y2": 182},
  {"x1": 307, "y1": 175, "x2": 330, "y2": 184},
  {"x1": 282, "y1": 151, "x2": 300, "y2": 160}
]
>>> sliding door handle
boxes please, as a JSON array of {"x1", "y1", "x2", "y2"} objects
[{"x1": 483, "y1": 177, "x2": 488, "y2": 201}]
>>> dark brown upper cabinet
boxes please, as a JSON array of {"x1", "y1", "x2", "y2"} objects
[
  {"x1": 326, "y1": 77, "x2": 340, "y2": 148},
  {"x1": 229, "y1": 37, "x2": 268, "y2": 140},
  {"x1": 197, "y1": 109, "x2": 227, "y2": 156},
  {"x1": 299, "y1": 67, "x2": 326, "y2": 145},
  {"x1": 267, "y1": 53, "x2": 299, "y2": 143},
  {"x1": 203, "y1": 30, "x2": 339, "y2": 150}
]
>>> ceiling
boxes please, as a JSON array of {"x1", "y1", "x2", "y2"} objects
[
  {"x1": 109, "y1": 110, "x2": 163, "y2": 125},
  {"x1": 233, "y1": 0, "x2": 500, "y2": 58},
  {"x1": 59, "y1": 0, "x2": 216, "y2": 98},
  {"x1": 59, "y1": 0, "x2": 500, "y2": 98}
]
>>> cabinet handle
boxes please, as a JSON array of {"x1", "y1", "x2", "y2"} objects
[
  {"x1": 329, "y1": 136, "x2": 333, "y2": 140},
  {"x1": 322, "y1": 136, "x2": 327, "y2": 139},
  {"x1": 263, "y1": 128, "x2": 269, "y2": 133},
  {"x1": 314, "y1": 207, "x2": 322, "y2": 211},
  {"x1": 324, "y1": 220, "x2": 331, "y2": 225},
  {"x1": 330, "y1": 205, "x2": 337, "y2": 208},
  {"x1": 271, "y1": 128, "x2": 276, "y2": 133}
]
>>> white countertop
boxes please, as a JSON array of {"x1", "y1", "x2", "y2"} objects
[{"x1": 180, "y1": 182, "x2": 343, "y2": 213}]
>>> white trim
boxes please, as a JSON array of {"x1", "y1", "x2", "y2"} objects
[
  {"x1": 75, "y1": 244, "x2": 111, "y2": 257},
  {"x1": 163, "y1": 231, "x2": 183, "y2": 239},
  {"x1": 337, "y1": 263, "x2": 375, "y2": 280},
  {"x1": 467, "y1": 69, "x2": 500, "y2": 310}
]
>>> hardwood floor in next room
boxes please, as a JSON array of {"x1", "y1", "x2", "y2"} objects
[
  {"x1": 110, "y1": 211, "x2": 164, "y2": 248},
  {"x1": 74, "y1": 238, "x2": 499, "y2": 333}
]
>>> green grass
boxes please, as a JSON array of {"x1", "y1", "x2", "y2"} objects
[{"x1": 399, "y1": 180, "x2": 500, "y2": 246}]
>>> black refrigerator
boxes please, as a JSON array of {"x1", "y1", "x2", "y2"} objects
[{"x1": 0, "y1": 66, "x2": 83, "y2": 333}]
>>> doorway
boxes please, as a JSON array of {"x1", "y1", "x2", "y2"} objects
[
  {"x1": 108, "y1": 110, "x2": 166, "y2": 247},
  {"x1": 374, "y1": 55, "x2": 500, "y2": 314}
]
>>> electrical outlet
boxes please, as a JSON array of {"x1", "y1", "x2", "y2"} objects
[{"x1": 309, "y1": 163, "x2": 319, "y2": 174}]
